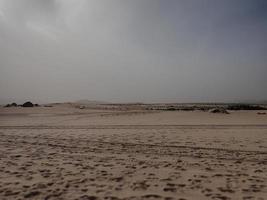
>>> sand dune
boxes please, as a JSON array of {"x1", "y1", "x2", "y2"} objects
[{"x1": 0, "y1": 105, "x2": 266, "y2": 199}]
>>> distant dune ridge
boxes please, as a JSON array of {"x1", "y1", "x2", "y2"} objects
[
  {"x1": 75, "y1": 99, "x2": 111, "y2": 105},
  {"x1": 2, "y1": 100, "x2": 267, "y2": 113}
]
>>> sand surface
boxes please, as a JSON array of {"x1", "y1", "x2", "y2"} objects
[{"x1": 0, "y1": 105, "x2": 266, "y2": 200}]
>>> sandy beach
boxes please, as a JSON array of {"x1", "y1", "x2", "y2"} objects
[
  {"x1": 0, "y1": 105, "x2": 266, "y2": 200},
  {"x1": 1, "y1": 0, "x2": 267, "y2": 199}
]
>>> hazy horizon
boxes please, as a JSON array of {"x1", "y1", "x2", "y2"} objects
[{"x1": 1, "y1": 0, "x2": 267, "y2": 104}]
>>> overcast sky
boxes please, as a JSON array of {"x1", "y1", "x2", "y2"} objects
[{"x1": 0, "y1": 0, "x2": 266, "y2": 103}]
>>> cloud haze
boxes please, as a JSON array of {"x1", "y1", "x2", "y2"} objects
[{"x1": 0, "y1": 0, "x2": 266, "y2": 103}]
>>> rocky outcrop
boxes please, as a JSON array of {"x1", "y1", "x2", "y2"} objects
[{"x1": 22, "y1": 101, "x2": 34, "y2": 107}]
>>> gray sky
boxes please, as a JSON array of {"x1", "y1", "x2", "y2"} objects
[{"x1": 0, "y1": 0, "x2": 266, "y2": 103}]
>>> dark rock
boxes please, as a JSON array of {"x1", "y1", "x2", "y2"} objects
[
  {"x1": 4, "y1": 103, "x2": 17, "y2": 107},
  {"x1": 22, "y1": 101, "x2": 34, "y2": 107},
  {"x1": 257, "y1": 112, "x2": 266, "y2": 115},
  {"x1": 11, "y1": 103, "x2": 17, "y2": 107}
]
